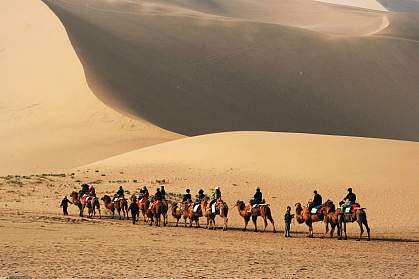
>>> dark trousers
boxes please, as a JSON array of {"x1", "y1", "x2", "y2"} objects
[
  {"x1": 131, "y1": 211, "x2": 138, "y2": 224},
  {"x1": 284, "y1": 222, "x2": 291, "y2": 237},
  {"x1": 63, "y1": 206, "x2": 68, "y2": 216}
]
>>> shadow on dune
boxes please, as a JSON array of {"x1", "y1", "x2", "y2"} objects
[{"x1": 43, "y1": 0, "x2": 419, "y2": 141}]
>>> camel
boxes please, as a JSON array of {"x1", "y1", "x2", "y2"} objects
[
  {"x1": 171, "y1": 201, "x2": 189, "y2": 227},
  {"x1": 337, "y1": 202, "x2": 370, "y2": 241},
  {"x1": 185, "y1": 201, "x2": 201, "y2": 228},
  {"x1": 235, "y1": 200, "x2": 276, "y2": 232},
  {"x1": 153, "y1": 200, "x2": 168, "y2": 227},
  {"x1": 322, "y1": 200, "x2": 340, "y2": 238},
  {"x1": 101, "y1": 195, "x2": 128, "y2": 220},
  {"x1": 70, "y1": 191, "x2": 83, "y2": 217},
  {"x1": 138, "y1": 198, "x2": 150, "y2": 222},
  {"x1": 85, "y1": 195, "x2": 101, "y2": 219},
  {"x1": 202, "y1": 199, "x2": 229, "y2": 230},
  {"x1": 295, "y1": 202, "x2": 324, "y2": 238}
]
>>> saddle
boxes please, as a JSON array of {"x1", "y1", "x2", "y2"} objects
[
  {"x1": 310, "y1": 205, "x2": 322, "y2": 216},
  {"x1": 343, "y1": 203, "x2": 361, "y2": 214}
]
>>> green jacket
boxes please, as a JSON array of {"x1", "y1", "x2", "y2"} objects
[{"x1": 284, "y1": 211, "x2": 294, "y2": 223}]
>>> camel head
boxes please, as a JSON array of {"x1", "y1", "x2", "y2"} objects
[
  {"x1": 295, "y1": 203, "x2": 303, "y2": 215},
  {"x1": 236, "y1": 200, "x2": 246, "y2": 210}
]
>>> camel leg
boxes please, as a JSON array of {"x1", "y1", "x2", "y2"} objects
[
  {"x1": 364, "y1": 220, "x2": 371, "y2": 241},
  {"x1": 268, "y1": 216, "x2": 276, "y2": 233},
  {"x1": 263, "y1": 217, "x2": 268, "y2": 232},
  {"x1": 357, "y1": 220, "x2": 364, "y2": 241},
  {"x1": 243, "y1": 217, "x2": 249, "y2": 231},
  {"x1": 343, "y1": 221, "x2": 348, "y2": 240},
  {"x1": 223, "y1": 217, "x2": 228, "y2": 231},
  {"x1": 252, "y1": 216, "x2": 258, "y2": 232},
  {"x1": 330, "y1": 224, "x2": 335, "y2": 238},
  {"x1": 98, "y1": 205, "x2": 101, "y2": 219}
]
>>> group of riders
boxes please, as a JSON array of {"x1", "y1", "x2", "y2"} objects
[{"x1": 77, "y1": 182, "x2": 360, "y2": 222}]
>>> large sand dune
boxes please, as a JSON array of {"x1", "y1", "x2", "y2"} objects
[
  {"x1": 43, "y1": 0, "x2": 419, "y2": 141},
  {"x1": 0, "y1": 0, "x2": 181, "y2": 175}
]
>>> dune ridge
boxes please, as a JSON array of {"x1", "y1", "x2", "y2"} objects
[
  {"x1": 0, "y1": 0, "x2": 181, "y2": 175},
  {"x1": 43, "y1": 0, "x2": 419, "y2": 141}
]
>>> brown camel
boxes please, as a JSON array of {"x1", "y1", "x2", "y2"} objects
[
  {"x1": 171, "y1": 201, "x2": 189, "y2": 227},
  {"x1": 203, "y1": 199, "x2": 229, "y2": 230},
  {"x1": 235, "y1": 200, "x2": 276, "y2": 232},
  {"x1": 153, "y1": 200, "x2": 168, "y2": 227},
  {"x1": 235, "y1": 200, "x2": 252, "y2": 231},
  {"x1": 185, "y1": 201, "x2": 201, "y2": 228},
  {"x1": 337, "y1": 202, "x2": 371, "y2": 241},
  {"x1": 101, "y1": 195, "x2": 128, "y2": 220},
  {"x1": 322, "y1": 200, "x2": 340, "y2": 238},
  {"x1": 85, "y1": 196, "x2": 101, "y2": 219},
  {"x1": 70, "y1": 191, "x2": 83, "y2": 217},
  {"x1": 295, "y1": 202, "x2": 323, "y2": 238},
  {"x1": 138, "y1": 197, "x2": 150, "y2": 222}
]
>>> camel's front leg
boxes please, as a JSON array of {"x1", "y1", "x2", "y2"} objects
[{"x1": 252, "y1": 216, "x2": 258, "y2": 232}]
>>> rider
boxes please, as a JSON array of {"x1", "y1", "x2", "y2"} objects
[
  {"x1": 196, "y1": 189, "x2": 206, "y2": 203},
  {"x1": 210, "y1": 186, "x2": 222, "y2": 213},
  {"x1": 141, "y1": 186, "x2": 149, "y2": 199},
  {"x1": 343, "y1": 187, "x2": 356, "y2": 203},
  {"x1": 113, "y1": 185, "x2": 125, "y2": 202},
  {"x1": 80, "y1": 184, "x2": 89, "y2": 196},
  {"x1": 87, "y1": 185, "x2": 96, "y2": 197},
  {"x1": 250, "y1": 187, "x2": 263, "y2": 208},
  {"x1": 182, "y1": 189, "x2": 192, "y2": 202},
  {"x1": 310, "y1": 190, "x2": 322, "y2": 211},
  {"x1": 154, "y1": 188, "x2": 163, "y2": 202},
  {"x1": 161, "y1": 186, "x2": 166, "y2": 200},
  {"x1": 342, "y1": 187, "x2": 357, "y2": 212}
]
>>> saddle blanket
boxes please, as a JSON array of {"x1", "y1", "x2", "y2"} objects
[
  {"x1": 211, "y1": 203, "x2": 216, "y2": 213},
  {"x1": 311, "y1": 206, "x2": 321, "y2": 214},
  {"x1": 193, "y1": 204, "x2": 200, "y2": 213}
]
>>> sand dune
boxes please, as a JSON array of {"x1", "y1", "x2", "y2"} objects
[
  {"x1": 43, "y1": 0, "x2": 419, "y2": 141},
  {"x1": 87, "y1": 131, "x2": 419, "y2": 234},
  {"x1": 0, "y1": 0, "x2": 181, "y2": 175}
]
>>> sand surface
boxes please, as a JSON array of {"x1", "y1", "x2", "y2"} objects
[
  {"x1": 43, "y1": 0, "x2": 419, "y2": 141},
  {"x1": 1, "y1": 0, "x2": 419, "y2": 278},
  {"x1": 0, "y1": 0, "x2": 181, "y2": 175}
]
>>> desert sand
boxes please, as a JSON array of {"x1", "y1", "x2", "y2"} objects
[
  {"x1": 0, "y1": 0, "x2": 181, "y2": 175},
  {"x1": 1, "y1": 0, "x2": 419, "y2": 278}
]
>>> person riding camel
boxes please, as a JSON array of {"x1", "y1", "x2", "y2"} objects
[
  {"x1": 342, "y1": 187, "x2": 357, "y2": 213},
  {"x1": 142, "y1": 186, "x2": 149, "y2": 199},
  {"x1": 80, "y1": 184, "x2": 89, "y2": 196},
  {"x1": 210, "y1": 186, "x2": 222, "y2": 213},
  {"x1": 152, "y1": 188, "x2": 163, "y2": 210},
  {"x1": 196, "y1": 189, "x2": 206, "y2": 203},
  {"x1": 87, "y1": 185, "x2": 96, "y2": 197},
  {"x1": 309, "y1": 190, "x2": 322, "y2": 212},
  {"x1": 182, "y1": 189, "x2": 192, "y2": 202},
  {"x1": 161, "y1": 186, "x2": 166, "y2": 200},
  {"x1": 251, "y1": 187, "x2": 263, "y2": 208},
  {"x1": 113, "y1": 186, "x2": 125, "y2": 202}
]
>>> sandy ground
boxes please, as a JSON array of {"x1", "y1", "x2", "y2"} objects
[
  {"x1": 0, "y1": 162, "x2": 418, "y2": 278},
  {"x1": 43, "y1": 0, "x2": 419, "y2": 141},
  {"x1": 0, "y1": 0, "x2": 181, "y2": 175},
  {"x1": 1, "y1": 0, "x2": 419, "y2": 278}
]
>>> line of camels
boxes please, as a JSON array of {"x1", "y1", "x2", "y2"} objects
[{"x1": 69, "y1": 191, "x2": 371, "y2": 241}]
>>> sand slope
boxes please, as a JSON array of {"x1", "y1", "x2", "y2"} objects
[
  {"x1": 0, "y1": 0, "x2": 181, "y2": 175},
  {"x1": 87, "y1": 131, "x2": 419, "y2": 234},
  {"x1": 43, "y1": 0, "x2": 419, "y2": 141}
]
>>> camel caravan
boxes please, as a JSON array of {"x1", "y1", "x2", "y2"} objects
[{"x1": 65, "y1": 184, "x2": 370, "y2": 241}]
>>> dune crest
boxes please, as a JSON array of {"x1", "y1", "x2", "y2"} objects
[
  {"x1": 43, "y1": 0, "x2": 419, "y2": 141},
  {"x1": 0, "y1": 0, "x2": 181, "y2": 175}
]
